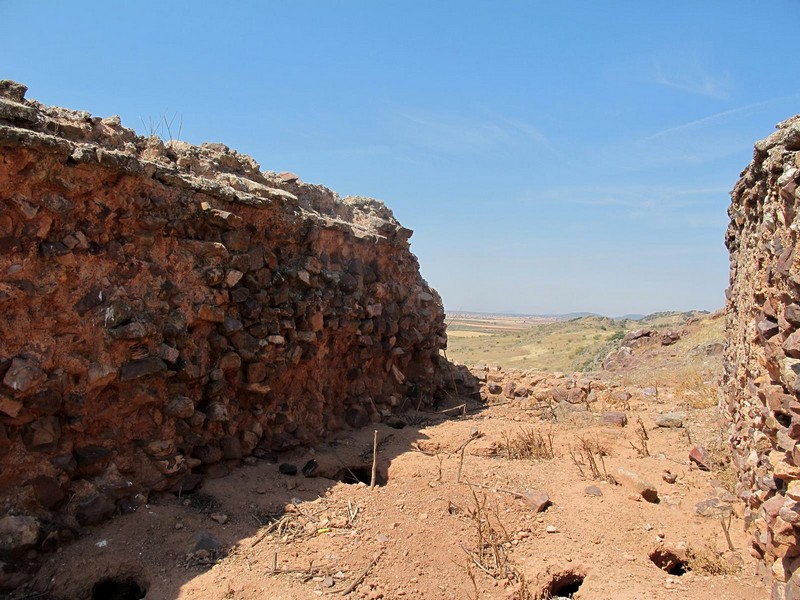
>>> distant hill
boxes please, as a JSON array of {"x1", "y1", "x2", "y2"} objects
[
  {"x1": 446, "y1": 309, "x2": 714, "y2": 322},
  {"x1": 616, "y1": 313, "x2": 645, "y2": 321},
  {"x1": 445, "y1": 309, "x2": 721, "y2": 372}
]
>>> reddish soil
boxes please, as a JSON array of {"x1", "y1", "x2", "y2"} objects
[{"x1": 18, "y1": 378, "x2": 768, "y2": 600}]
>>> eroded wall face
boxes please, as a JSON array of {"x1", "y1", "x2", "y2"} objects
[
  {"x1": 0, "y1": 82, "x2": 446, "y2": 586},
  {"x1": 725, "y1": 115, "x2": 800, "y2": 597}
]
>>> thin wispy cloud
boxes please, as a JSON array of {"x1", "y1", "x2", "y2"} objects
[
  {"x1": 644, "y1": 101, "x2": 769, "y2": 141},
  {"x1": 390, "y1": 109, "x2": 556, "y2": 157},
  {"x1": 525, "y1": 183, "x2": 729, "y2": 228},
  {"x1": 651, "y1": 58, "x2": 732, "y2": 99},
  {"x1": 643, "y1": 94, "x2": 800, "y2": 141}
]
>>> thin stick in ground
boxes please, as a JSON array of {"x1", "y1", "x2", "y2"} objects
[
  {"x1": 370, "y1": 430, "x2": 378, "y2": 489},
  {"x1": 456, "y1": 429, "x2": 483, "y2": 483}
]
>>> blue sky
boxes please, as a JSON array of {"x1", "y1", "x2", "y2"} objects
[{"x1": 3, "y1": 1, "x2": 798, "y2": 316}]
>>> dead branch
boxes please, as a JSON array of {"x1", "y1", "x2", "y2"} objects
[{"x1": 329, "y1": 550, "x2": 384, "y2": 595}]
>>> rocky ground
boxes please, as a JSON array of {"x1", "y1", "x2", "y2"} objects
[{"x1": 6, "y1": 314, "x2": 771, "y2": 600}]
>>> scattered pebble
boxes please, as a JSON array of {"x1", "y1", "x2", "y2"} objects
[
  {"x1": 546, "y1": 525, "x2": 558, "y2": 533},
  {"x1": 210, "y1": 513, "x2": 229, "y2": 524},
  {"x1": 585, "y1": 485, "x2": 603, "y2": 497},
  {"x1": 662, "y1": 470, "x2": 678, "y2": 484}
]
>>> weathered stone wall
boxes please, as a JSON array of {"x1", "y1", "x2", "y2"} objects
[
  {"x1": 0, "y1": 81, "x2": 446, "y2": 587},
  {"x1": 724, "y1": 115, "x2": 800, "y2": 597}
]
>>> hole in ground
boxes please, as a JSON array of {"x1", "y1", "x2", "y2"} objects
[
  {"x1": 91, "y1": 577, "x2": 147, "y2": 600},
  {"x1": 650, "y1": 548, "x2": 689, "y2": 575},
  {"x1": 542, "y1": 570, "x2": 584, "y2": 599},
  {"x1": 332, "y1": 465, "x2": 386, "y2": 486}
]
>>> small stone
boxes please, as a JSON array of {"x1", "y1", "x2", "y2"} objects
[
  {"x1": 302, "y1": 459, "x2": 318, "y2": 477},
  {"x1": 584, "y1": 485, "x2": 603, "y2": 497},
  {"x1": 206, "y1": 402, "x2": 229, "y2": 423},
  {"x1": 279, "y1": 463, "x2": 298, "y2": 476},
  {"x1": 225, "y1": 270, "x2": 244, "y2": 288},
  {"x1": 546, "y1": 525, "x2": 558, "y2": 533},
  {"x1": 198, "y1": 305, "x2": 225, "y2": 323},
  {"x1": 689, "y1": 445, "x2": 712, "y2": 471},
  {"x1": 601, "y1": 411, "x2": 627, "y2": 427},
  {"x1": 31, "y1": 476, "x2": 65, "y2": 510},
  {"x1": 119, "y1": 357, "x2": 167, "y2": 381},
  {"x1": 615, "y1": 467, "x2": 659, "y2": 503},
  {"x1": 695, "y1": 498, "x2": 731, "y2": 517},
  {"x1": 662, "y1": 470, "x2": 678, "y2": 484},
  {"x1": 757, "y1": 318, "x2": 780, "y2": 339},
  {"x1": 210, "y1": 513, "x2": 229, "y2": 524},
  {"x1": 165, "y1": 396, "x2": 195, "y2": 419},
  {"x1": 655, "y1": 412, "x2": 685, "y2": 428},
  {"x1": 2, "y1": 356, "x2": 45, "y2": 392},
  {"x1": 522, "y1": 490, "x2": 551, "y2": 512},
  {"x1": 0, "y1": 395, "x2": 23, "y2": 418},
  {"x1": 0, "y1": 515, "x2": 40, "y2": 558},
  {"x1": 191, "y1": 531, "x2": 220, "y2": 552},
  {"x1": 75, "y1": 493, "x2": 115, "y2": 526}
]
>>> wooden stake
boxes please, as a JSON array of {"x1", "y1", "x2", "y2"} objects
[{"x1": 370, "y1": 430, "x2": 378, "y2": 489}]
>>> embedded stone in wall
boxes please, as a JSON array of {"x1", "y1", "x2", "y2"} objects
[
  {"x1": 0, "y1": 81, "x2": 450, "y2": 590},
  {"x1": 724, "y1": 114, "x2": 800, "y2": 598}
]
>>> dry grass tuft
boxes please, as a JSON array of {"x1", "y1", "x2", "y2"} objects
[
  {"x1": 686, "y1": 541, "x2": 741, "y2": 575},
  {"x1": 676, "y1": 371, "x2": 720, "y2": 409},
  {"x1": 502, "y1": 428, "x2": 556, "y2": 460}
]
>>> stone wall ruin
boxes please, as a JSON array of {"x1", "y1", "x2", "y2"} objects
[
  {"x1": 725, "y1": 114, "x2": 800, "y2": 598},
  {"x1": 0, "y1": 81, "x2": 447, "y2": 589}
]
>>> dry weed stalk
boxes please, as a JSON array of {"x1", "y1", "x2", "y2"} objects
[
  {"x1": 436, "y1": 453, "x2": 445, "y2": 482},
  {"x1": 453, "y1": 491, "x2": 531, "y2": 598},
  {"x1": 569, "y1": 435, "x2": 612, "y2": 482},
  {"x1": 629, "y1": 417, "x2": 650, "y2": 457},
  {"x1": 461, "y1": 490, "x2": 512, "y2": 577},
  {"x1": 502, "y1": 428, "x2": 556, "y2": 460},
  {"x1": 544, "y1": 398, "x2": 558, "y2": 422}
]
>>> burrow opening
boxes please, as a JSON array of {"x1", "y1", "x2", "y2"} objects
[
  {"x1": 332, "y1": 465, "x2": 386, "y2": 486},
  {"x1": 649, "y1": 548, "x2": 689, "y2": 576},
  {"x1": 91, "y1": 577, "x2": 148, "y2": 600},
  {"x1": 541, "y1": 570, "x2": 584, "y2": 599}
]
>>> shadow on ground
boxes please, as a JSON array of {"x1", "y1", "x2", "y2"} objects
[{"x1": 9, "y1": 363, "x2": 482, "y2": 600}]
